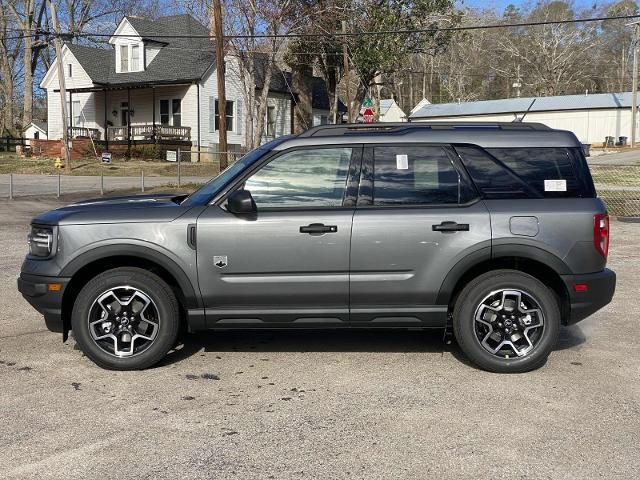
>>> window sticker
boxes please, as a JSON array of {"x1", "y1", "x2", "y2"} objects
[
  {"x1": 396, "y1": 154, "x2": 409, "y2": 170},
  {"x1": 544, "y1": 179, "x2": 567, "y2": 192}
]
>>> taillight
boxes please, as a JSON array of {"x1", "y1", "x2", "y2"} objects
[{"x1": 593, "y1": 214, "x2": 609, "y2": 258}]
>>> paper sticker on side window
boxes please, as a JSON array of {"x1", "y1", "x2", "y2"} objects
[
  {"x1": 396, "y1": 154, "x2": 408, "y2": 170},
  {"x1": 544, "y1": 179, "x2": 567, "y2": 192}
]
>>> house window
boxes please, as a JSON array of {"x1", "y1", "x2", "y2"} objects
[
  {"x1": 66, "y1": 100, "x2": 82, "y2": 126},
  {"x1": 160, "y1": 100, "x2": 170, "y2": 126},
  {"x1": 68, "y1": 64, "x2": 72, "y2": 78},
  {"x1": 120, "y1": 45, "x2": 129, "y2": 72},
  {"x1": 320, "y1": 115, "x2": 328, "y2": 125},
  {"x1": 34, "y1": 131, "x2": 39, "y2": 140},
  {"x1": 172, "y1": 99, "x2": 181, "y2": 127},
  {"x1": 266, "y1": 106, "x2": 276, "y2": 137},
  {"x1": 160, "y1": 99, "x2": 181, "y2": 126},
  {"x1": 131, "y1": 45, "x2": 140, "y2": 71},
  {"x1": 214, "y1": 99, "x2": 234, "y2": 132}
]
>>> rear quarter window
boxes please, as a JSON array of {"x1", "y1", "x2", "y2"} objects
[{"x1": 455, "y1": 146, "x2": 594, "y2": 199}]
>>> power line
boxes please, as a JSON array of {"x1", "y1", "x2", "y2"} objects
[{"x1": 3, "y1": 13, "x2": 639, "y2": 42}]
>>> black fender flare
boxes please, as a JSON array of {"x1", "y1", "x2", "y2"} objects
[
  {"x1": 60, "y1": 244, "x2": 202, "y2": 309},
  {"x1": 436, "y1": 244, "x2": 570, "y2": 305}
]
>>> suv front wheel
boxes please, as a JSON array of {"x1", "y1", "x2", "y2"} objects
[
  {"x1": 453, "y1": 269, "x2": 560, "y2": 373},
  {"x1": 71, "y1": 267, "x2": 180, "y2": 370}
]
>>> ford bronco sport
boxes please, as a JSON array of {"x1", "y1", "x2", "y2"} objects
[{"x1": 18, "y1": 123, "x2": 616, "y2": 372}]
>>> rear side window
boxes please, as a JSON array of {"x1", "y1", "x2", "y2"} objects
[
  {"x1": 372, "y1": 146, "x2": 475, "y2": 205},
  {"x1": 456, "y1": 146, "x2": 593, "y2": 199}
]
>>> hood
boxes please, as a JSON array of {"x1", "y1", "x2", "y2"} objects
[{"x1": 32, "y1": 193, "x2": 191, "y2": 226}]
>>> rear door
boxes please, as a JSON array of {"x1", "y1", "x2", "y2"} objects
[
  {"x1": 349, "y1": 144, "x2": 492, "y2": 327},
  {"x1": 196, "y1": 146, "x2": 361, "y2": 327}
]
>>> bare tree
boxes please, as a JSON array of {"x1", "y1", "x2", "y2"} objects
[{"x1": 0, "y1": 4, "x2": 22, "y2": 134}]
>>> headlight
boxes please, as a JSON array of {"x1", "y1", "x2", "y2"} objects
[{"x1": 27, "y1": 226, "x2": 54, "y2": 257}]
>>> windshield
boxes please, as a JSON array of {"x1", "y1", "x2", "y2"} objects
[{"x1": 182, "y1": 148, "x2": 267, "y2": 206}]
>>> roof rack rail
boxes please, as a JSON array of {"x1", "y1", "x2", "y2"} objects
[{"x1": 298, "y1": 122, "x2": 552, "y2": 137}]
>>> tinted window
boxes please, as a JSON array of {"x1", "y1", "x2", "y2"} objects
[
  {"x1": 455, "y1": 146, "x2": 530, "y2": 199},
  {"x1": 373, "y1": 146, "x2": 473, "y2": 205},
  {"x1": 244, "y1": 148, "x2": 352, "y2": 208},
  {"x1": 457, "y1": 146, "x2": 591, "y2": 199}
]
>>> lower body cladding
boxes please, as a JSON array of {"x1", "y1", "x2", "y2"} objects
[
  {"x1": 17, "y1": 273, "x2": 70, "y2": 334},
  {"x1": 561, "y1": 268, "x2": 616, "y2": 324},
  {"x1": 18, "y1": 269, "x2": 616, "y2": 334}
]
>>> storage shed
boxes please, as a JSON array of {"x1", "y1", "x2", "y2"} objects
[{"x1": 410, "y1": 92, "x2": 636, "y2": 146}]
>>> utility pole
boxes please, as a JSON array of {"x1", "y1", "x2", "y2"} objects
[
  {"x1": 342, "y1": 20, "x2": 352, "y2": 123},
  {"x1": 212, "y1": 0, "x2": 228, "y2": 169},
  {"x1": 48, "y1": 0, "x2": 70, "y2": 170},
  {"x1": 631, "y1": 22, "x2": 639, "y2": 147}
]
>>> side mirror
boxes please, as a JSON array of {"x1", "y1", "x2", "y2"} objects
[{"x1": 227, "y1": 189, "x2": 257, "y2": 215}]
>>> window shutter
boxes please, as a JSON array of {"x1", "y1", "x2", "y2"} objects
[
  {"x1": 236, "y1": 100, "x2": 243, "y2": 136},
  {"x1": 209, "y1": 97, "x2": 215, "y2": 133}
]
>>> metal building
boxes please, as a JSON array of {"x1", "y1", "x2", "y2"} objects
[{"x1": 410, "y1": 92, "x2": 637, "y2": 146}]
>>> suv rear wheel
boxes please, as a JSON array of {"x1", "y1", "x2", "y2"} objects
[
  {"x1": 453, "y1": 269, "x2": 560, "y2": 373},
  {"x1": 71, "y1": 267, "x2": 180, "y2": 370}
]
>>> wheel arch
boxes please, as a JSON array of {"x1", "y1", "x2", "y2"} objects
[
  {"x1": 437, "y1": 247, "x2": 571, "y2": 323},
  {"x1": 60, "y1": 246, "x2": 202, "y2": 339}
]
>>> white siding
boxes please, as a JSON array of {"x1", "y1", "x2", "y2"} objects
[
  {"x1": 198, "y1": 58, "x2": 294, "y2": 150},
  {"x1": 414, "y1": 109, "x2": 633, "y2": 144},
  {"x1": 46, "y1": 91, "x2": 98, "y2": 140},
  {"x1": 40, "y1": 45, "x2": 93, "y2": 90}
]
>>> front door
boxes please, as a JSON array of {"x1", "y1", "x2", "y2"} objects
[
  {"x1": 196, "y1": 146, "x2": 361, "y2": 327},
  {"x1": 349, "y1": 144, "x2": 492, "y2": 327}
]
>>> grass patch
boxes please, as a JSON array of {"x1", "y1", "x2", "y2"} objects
[
  {"x1": 0, "y1": 155, "x2": 219, "y2": 178},
  {"x1": 591, "y1": 166, "x2": 640, "y2": 187}
]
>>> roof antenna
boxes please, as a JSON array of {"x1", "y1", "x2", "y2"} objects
[{"x1": 513, "y1": 98, "x2": 536, "y2": 123}]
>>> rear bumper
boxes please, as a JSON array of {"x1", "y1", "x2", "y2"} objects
[
  {"x1": 561, "y1": 268, "x2": 616, "y2": 325},
  {"x1": 17, "y1": 273, "x2": 70, "y2": 333}
]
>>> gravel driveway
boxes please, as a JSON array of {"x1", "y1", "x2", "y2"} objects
[{"x1": 1, "y1": 198, "x2": 638, "y2": 479}]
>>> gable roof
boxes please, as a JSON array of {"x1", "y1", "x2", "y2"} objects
[
  {"x1": 380, "y1": 99, "x2": 405, "y2": 116},
  {"x1": 410, "y1": 92, "x2": 634, "y2": 119},
  {"x1": 60, "y1": 15, "x2": 342, "y2": 111},
  {"x1": 24, "y1": 121, "x2": 48, "y2": 133},
  {"x1": 66, "y1": 14, "x2": 214, "y2": 87}
]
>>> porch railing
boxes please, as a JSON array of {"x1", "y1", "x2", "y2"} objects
[
  {"x1": 107, "y1": 125, "x2": 191, "y2": 142},
  {"x1": 68, "y1": 126, "x2": 101, "y2": 140}
]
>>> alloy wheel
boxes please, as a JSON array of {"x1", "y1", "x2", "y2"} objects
[
  {"x1": 87, "y1": 286, "x2": 160, "y2": 358},
  {"x1": 473, "y1": 289, "x2": 545, "y2": 359}
]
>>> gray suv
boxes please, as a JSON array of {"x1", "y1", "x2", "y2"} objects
[{"x1": 18, "y1": 123, "x2": 616, "y2": 373}]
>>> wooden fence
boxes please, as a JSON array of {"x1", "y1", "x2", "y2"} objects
[{"x1": 0, "y1": 137, "x2": 26, "y2": 152}]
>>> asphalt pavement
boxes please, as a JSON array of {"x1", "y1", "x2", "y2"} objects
[
  {"x1": 0, "y1": 174, "x2": 211, "y2": 198},
  {"x1": 0, "y1": 198, "x2": 638, "y2": 479}
]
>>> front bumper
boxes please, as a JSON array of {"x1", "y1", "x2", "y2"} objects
[
  {"x1": 18, "y1": 273, "x2": 71, "y2": 333},
  {"x1": 561, "y1": 268, "x2": 616, "y2": 325}
]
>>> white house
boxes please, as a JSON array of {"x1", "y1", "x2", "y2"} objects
[
  {"x1": 40, "y1": 14, "x2": 340, "y2": 156},
  {"x1": 409, "y1": 92, "x2": 638, "y2": 145},
  {"x1": 23, "y1": 121, "x2": 48, "y2": 144},
  {"x1": 379, "y1": 99, "x2": 406, "y2": 122}
]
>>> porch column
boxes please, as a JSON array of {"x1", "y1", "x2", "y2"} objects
[
  {"x1": 152, "y1": 86, "x2": 156, "y2": 143},
  {"x1": 103, "y1": 89, "x2": 109, "y2": 150},
  {"x1": 127, "y1": 87, "x2": 131, "y2": 159},
  {"x1": 69, "y1": 91, "x2": 73, "y2": 137}
]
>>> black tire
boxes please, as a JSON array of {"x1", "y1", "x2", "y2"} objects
[
  {"x1": 71, "y1": 267, "x2": 180, "y2": 370},
  {"x1": 453, "y1": 269, "x2": 560, "y2": 373}
]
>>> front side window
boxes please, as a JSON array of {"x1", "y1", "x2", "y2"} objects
[
  {"x1": 243, "y1": 148, "x2": 353, "y2": 208},
  {"x1": 372, "y1": 146, "x2": 472, "y2": 205}
]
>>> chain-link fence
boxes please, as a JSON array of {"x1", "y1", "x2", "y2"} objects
[
  {"x1": 590, "y1": 165, "x2": 640, "y2": 217},
  {"x1": 2, "y1": 156, "x2": 640, "y2": 218}
]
